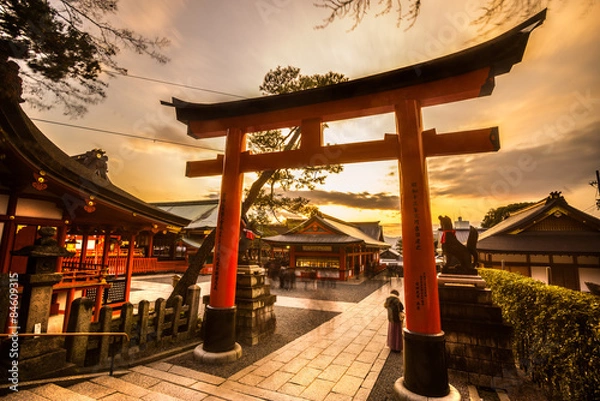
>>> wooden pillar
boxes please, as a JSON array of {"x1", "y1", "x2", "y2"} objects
[
  {"x1": 395, "y1": 99, "x2": 449, "y2": 397},
  {"x1": 62, "y1": 288, "x2": 76, "y2": 332},
  {"x1": 93, "y1": 284, "x2": 103, "y2": 321},
  {"x1": 101, "y1": 233, "x2": 110, "y2": 268},
  {"x1": 56, "y1": 225, "x2": 68, "y2": 272},
  {"x1": 396, "y1": 100, "x2": 441, "y2": 334},
  {"x1": 147, "y1": 232, "x2": 155, "y2": 258},
  {"x1": 124, "y1": 234, "x2": 135, "y2": 303},
  {"x1": 288, "y1": 246, "x2": 295, "y2": 268},
  {"x1": 0, "y1": 195, "x2": 17, "y2": 274},
  {"x1": 203, "y1": 128, "x2": 245, "y2": 353},
  {"x1": 79, "y1": 233, "x2": 88, "y2": 266}
]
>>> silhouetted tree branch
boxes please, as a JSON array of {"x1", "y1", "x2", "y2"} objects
[{"x1": 0, "y1": 0, "x2": 169, "y2": 115}]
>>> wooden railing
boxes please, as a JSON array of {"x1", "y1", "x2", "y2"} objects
[
  {"x1": 58, "y1": 260, "x2": 108, "y2": 288},
  {"x1": 61, "y1": 257, "x2": 188, "y2": 276}
]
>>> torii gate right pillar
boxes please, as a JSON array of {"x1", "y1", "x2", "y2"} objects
[{"x1": 394, "y1": 100, "x2": 458, "y2": 399}]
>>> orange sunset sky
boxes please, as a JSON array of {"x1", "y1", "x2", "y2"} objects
[{"x1": 22, "y1": 0, "x2": 600, "y2": 237}]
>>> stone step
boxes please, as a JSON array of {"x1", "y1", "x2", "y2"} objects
[
  {"x1": 85, "y1": 373, "x2": 188, "y2": 400},
  {"x1": 2, "y1": 361, "x2": 257, "y2": 401},
  {"x1": 2, "y1": 367, "x2": 216, "y2": 401},
  {"x1": 3, "y1": 383, "x2": 95, "y2": 401}
]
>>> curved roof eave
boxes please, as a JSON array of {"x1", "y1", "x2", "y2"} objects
[
  {"x1": 0, "y1": 100, "x2": 191, "y2": 228},
  {"x1": 165, "y1": 9, "x2": 546, "y2": 130}
]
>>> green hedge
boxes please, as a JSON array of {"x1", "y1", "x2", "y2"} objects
[{"x1": 478, "y1": 268, "x2": 600, "y2": 401}]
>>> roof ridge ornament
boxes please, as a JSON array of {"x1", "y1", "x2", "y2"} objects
[{"x1": 548, "y1": 191, "x2": 563, "y2": 200}]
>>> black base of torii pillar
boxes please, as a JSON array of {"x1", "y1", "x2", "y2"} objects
[{"x1": 393, "y1": 100, "x2": 459, "y2": 400}]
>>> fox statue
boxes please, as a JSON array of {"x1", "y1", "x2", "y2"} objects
[{"x1": 438, "y1": 215, "x2": 479, "y2": 275}]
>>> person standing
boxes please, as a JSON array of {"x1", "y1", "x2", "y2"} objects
[{"x1": 384, "y1": 289, "x2": 404, "y2": 352}]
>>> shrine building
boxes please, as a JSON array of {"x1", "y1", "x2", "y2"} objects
[
  {"x1": 477, "y1": 192, "x2": 600, "y2": 291},
  {"x1": 262, "y1": 214, "x2": 389, "y2": 280},
  {"x1": 0, "y1": 98, "x2": 191, "y2": 332}
]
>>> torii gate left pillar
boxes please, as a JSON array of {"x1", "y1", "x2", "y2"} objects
[{"x1": 201, "y1": 128, "x2": 246, "y2": 355}]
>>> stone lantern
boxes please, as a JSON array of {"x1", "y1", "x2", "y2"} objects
[{"x1": 11, "y1": 227, "x2": 74, "y2": 333}]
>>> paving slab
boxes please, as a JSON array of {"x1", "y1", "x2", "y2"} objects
[{"x1": 30, "y1": 383, "x2": 95, "y2": 401}]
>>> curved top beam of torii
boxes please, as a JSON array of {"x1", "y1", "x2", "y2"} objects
[{"x1": 164, "y1": 9, "x2": 546, "y2": 139}]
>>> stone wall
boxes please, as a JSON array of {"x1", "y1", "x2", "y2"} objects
[{"x1": 439, "y1": 283, "x2": 519, "y2": 389}]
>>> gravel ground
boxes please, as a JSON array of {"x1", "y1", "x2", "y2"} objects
[{"x1": 164, "y1": 273, "x2": 547, "y2": 401}]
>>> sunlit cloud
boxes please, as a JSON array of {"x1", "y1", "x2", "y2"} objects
[{"x1": 427, "y1": 120, "x2": 600, "y2": 200}]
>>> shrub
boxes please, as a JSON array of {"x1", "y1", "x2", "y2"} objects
[{"x1": 478, "y1": 268, "x2": 600, "y2": 401}]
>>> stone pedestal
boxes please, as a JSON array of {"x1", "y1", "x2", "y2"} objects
[
  {"x1": 235, "y1": 265, "x2": 277, "y2": 346},
  {"x1": 438, "y1": 275, "x2": 519, "y2": 389}
]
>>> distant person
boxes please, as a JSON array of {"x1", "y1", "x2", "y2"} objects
[{"x1": 384, "y1": 289, "x2": 404, "y2": 352}]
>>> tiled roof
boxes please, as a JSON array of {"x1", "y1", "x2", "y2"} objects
[
  {"x1": 153, "y1": 200, "x2": 219, "y2": 229},
  {"x1": 0, "y1": 100, "x2": 191, "y2": 230},
  {"x1": 264, "y1": 215, "x2": 389, "y2": 248},
  {"x1": 477, "y1": 193, "x2": 600, "y2": 254}
]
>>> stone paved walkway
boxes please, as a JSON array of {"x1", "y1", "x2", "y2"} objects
[{"x1": 5, "y1": 279, "x2": 401, "y2": 401}]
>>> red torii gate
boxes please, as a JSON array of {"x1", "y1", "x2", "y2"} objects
[{"x1": 166, "y1": 10, "x2": 545, "y2": 399}]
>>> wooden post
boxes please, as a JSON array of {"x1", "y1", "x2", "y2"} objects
[
  {"x1": 124, "y1": 234, "x2": 135, "y2": 302},
  {"x1": 62, "y1": 288, "x2": 76, "y2": 332},
  {"x1": 0, "y1": 195, "x2": 17, "y2": 275},
  {"x1": 93, "y1": 283, "x2": 104, "y2": 321}
]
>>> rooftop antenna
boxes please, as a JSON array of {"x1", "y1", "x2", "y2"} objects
[{"x1": 590, "y1": 170, "x2": 600, "y2": 210}]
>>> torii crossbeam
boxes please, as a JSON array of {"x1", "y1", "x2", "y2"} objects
[{"x1": 165, "y1": 10, "x2": 545, "y2": 399}]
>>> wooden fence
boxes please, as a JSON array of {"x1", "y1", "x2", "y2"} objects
[{"x1": 64, "y1": 284, "x2": 201, "y2": 368}]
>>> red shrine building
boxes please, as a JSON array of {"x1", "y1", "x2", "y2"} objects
[
  {"x1": 477, "y1": 192, "x2": 600, "y2": 291},
  {"x1": 0, "y1": 99, "x2": 191, "y2": 332},
  {"x1": 262, "y1": 214, "x2": 390, "y2": 280}
]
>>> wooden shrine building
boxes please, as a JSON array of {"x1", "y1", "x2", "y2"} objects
[
  {"x1": 0, "y1": 95, "x2": 191, "y2": 332},
  {"x1": 477, "y1": 191, "x2": 600, "y2": 291},
  {"x1": 262, "y1": 214, "x2": 389, "y2": 280}
]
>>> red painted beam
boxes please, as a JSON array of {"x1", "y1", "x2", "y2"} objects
[
  {"x1": 185, "y1": 125, "x2": 501, "y2": 178},
  {"x1": 422, "y1": 127, "x2": 500, "y2": 157}
]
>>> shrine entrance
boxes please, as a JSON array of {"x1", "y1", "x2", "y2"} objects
[{"x1": 166, "y1": 10, "x2": 545, "y2": 399}]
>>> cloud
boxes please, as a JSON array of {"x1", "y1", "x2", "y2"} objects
[
  {"x1": 427, "y1": 119, "x2": 600, "y2": 200},
  {"x1": 284, "y1": 190, "x2": 399, "y2": 210}
]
